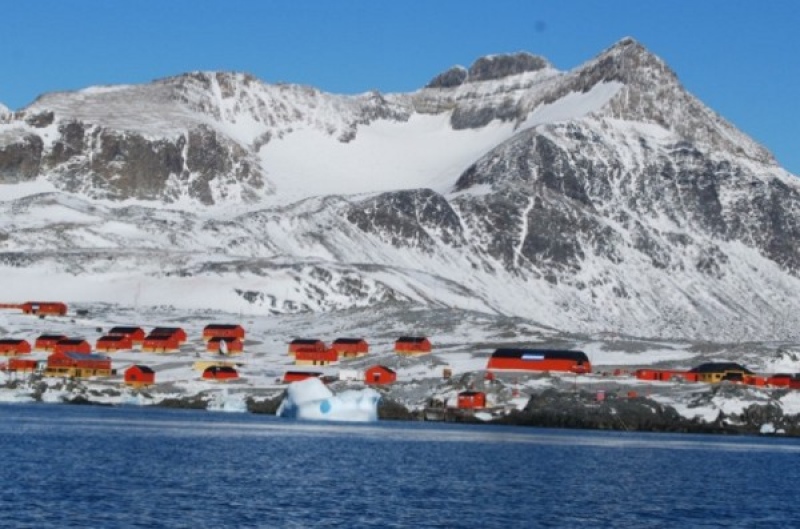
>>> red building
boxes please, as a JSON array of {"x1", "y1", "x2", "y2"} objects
[
  {"x1": 457, "y1": 391, "x2": 487, "y2": 409},
  {"x1": 206, "y1": 337, "x2": 244, "y2": 355},
  {"x1": 295, "y1": 349, "x2": 338, "y2": 366},
  {"x1": 45, "y1": 351, "x2": 112, "y2": 378},
  {"x1": 124, "y1": 365, "x2": 155, "y2": 387},
  {"x1": 767, "y1": 374, "x2": 793, "y2": 388},
  {"x1": 288, "y1": 339, "x2": 326, "y2": 356},
  {"x1": 108, "y1": 326, "x2": 146, "y2": 345},
  {"x1": 202, "y1": 365, "x2": 239, "y2": 381},
  {"x1": 96, "y1": 335, "x2": 134, "y2": 352},
  {"x1": 34, "y1": 334, "x2": 67, "y2": 351},
  {"x1": 142, "y1": 335, "x2": 180, "y2": 353},
  {"x1": 202, "y1": 324, "x2": 245, "y2": 342},
  {"x1": 487, "y1": 349, "x2": 592, "y2": 374},
  {"x1": 282, "y1": 371, "x2": 323, "y2": 383},
  {"x1": 365, "y1": 365, "x2": 396, "y2": 385},
  {"x1": 331, "y1": 338, "x2": 369, "y2": 358},
  {"x1": 8, "y1": 358, "x2": 39, "y2": 372},
  {"x1": 148, "y1": 327, "x2": 187, "y2": 344},
  {"x1": 21, "y1": 301, "x2": 68, "y2": 316},
  {"x1": 394, "y1": 337, "x2": 432, "y2": 355},
  {"x1": 0, "y1": 339, "x2": 32, "y2": 356},
  {"x1": 54, "y1": 338, "x2": 92, "y2": 355},
  {"x1": 635, "y1": 369, "x2": 697, "y2": 383}
]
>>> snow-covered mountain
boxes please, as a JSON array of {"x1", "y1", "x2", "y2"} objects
[{"x1": 0, "y1": 37, "x2": 799, "y2": 341}]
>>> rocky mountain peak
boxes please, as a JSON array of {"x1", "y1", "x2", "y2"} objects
[{"x1": 425, "y1": 52, "x2": 551, "y2": 88}]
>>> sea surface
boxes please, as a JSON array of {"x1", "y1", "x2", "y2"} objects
[{"x1": 1, "y1": 403, "x2": 799, "y2": 528}]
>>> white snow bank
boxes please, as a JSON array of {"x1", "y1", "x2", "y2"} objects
[{"x1": 277, "y1": 377, "x2": 380, "y2": 422}]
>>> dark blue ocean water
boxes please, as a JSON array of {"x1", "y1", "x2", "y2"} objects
[{"x1": 1, "y1": 403, "x2": 799, "y2": 528}]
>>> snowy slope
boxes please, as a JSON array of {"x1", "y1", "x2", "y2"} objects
[{"x1": 0, "y1": 38, "x2": 798, "y2": 343}]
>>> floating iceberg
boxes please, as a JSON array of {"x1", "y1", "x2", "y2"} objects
[{"x1": 277, "y1": 378, "x2": 380, "y2": 422}]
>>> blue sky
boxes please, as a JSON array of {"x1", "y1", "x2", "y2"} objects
[{"x1": 3, "y1": 1, "x2": 798, "y2": 174}]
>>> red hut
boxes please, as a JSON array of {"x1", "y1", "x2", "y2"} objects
[
  {"x1": 457, "y1": 391, "x2": 487, "y2": 409},
  {"x1": 288, "y1": 339, "x2": 326, "y2": 357},
  {"x1": 21, "y1": 301, "x2": 68, "y2": 316},
  {"x1": 487, "y1": 348, "x2": 592, "y2": 374},
  {"x1": 767, "y1": 374, "x2": 793, "y2": 388},
  {"x1": 108, "y1": 326, "x2": 146, "y2": 345},
  {"x1": 34, "y1": 334, "x2": 67, "y2": 351},
  {"x1": 394, "y1": 337, "x2": 432, "y2": 355},
  {"x1": 202, "y1": 365, "x2": 239, "y2": 381},
  {"x1": 8, "y1": 358, "x2": 39, "y2": 372},
  {"x1": 124, "y1": 365, "x2": 155, "y2": 387},
  {"x1": 635, "y1": 369, "x2": 696, "y2": 382},
  {"x1": 282, "y1": 371, "x2": 323, "y2": 383},
  {"x1": 365, "y1": 365, "x2": 396, "y2": 385},
  {"x1": 148, "y1": 327, "x2": 187, "y2": 344},
  {"x1": 142, "y1": 335, "x2": 180, "y2": 353},
  {"x1": 331, "y1": 338, "x2": 369, "y2": 358},
  {"x1": 202, "y1": 324, "x2": 245, "y2": 342},
  {"x1": 206, "y1": 337, "x2": 244, "y2": 355},
  {"x1": 45, "y1": 351, "x2": 112, "y2": 378},
  {"x1": 96, "y1": 335, "x2": 133, "y2": 353},
  {"x1": 295, "y1": 349, "x2": 338, "y2": 366},
  {"x1": 54, "y1": 338, "x2": 92, "y2": 355},
  {"x1": 0, "y1": 339, "x2": 32, "y2": 356}
]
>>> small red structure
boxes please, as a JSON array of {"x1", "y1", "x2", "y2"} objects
[
  {"x1": 487, "y1": 348, "x2": 592, "y2": 374},
  {"x1": 108, "y1": 326, "x2": 146, "y2": 345},
  {"x1": 20, "y1": 301, "x2": 68, "y2": 316},
  {"x1": 295, "y1": 349, "x2": 338, "y2": 366},
  {"x1": 365, "y1": 365, "x2": 396, "y2": 385},
  {"x1": 767, "y1": 374, "x2": 793, "y2": 388},
  {"x1": 394, "y1": 337, "x2": 432, "y2": 355},
  {"x1": 142, "y1": 335, "x2": 180, "y2": 353},
  {"x1": 124, "y1": 365, "x2": 155, "y2": 387},
  {"x1": 96, "y1": 335, "x2": 133, "y2": 353},
  {"x1": 34, "y1": 334, "x2": 67, "y2": 351},
  {"x1": 8, "y1": 358, "x2": 39, "y2": 372},
  {"x1": 288, "y1": 339, "x2": 326, "y2": 356},
  {"x1": 457, "y1": 391, "x2": 487, "y2": 409},
  {"x1": 45, "y1": 351, "x2": 112, "y2": 378},
  {"x1": 53, "y1": 338, "x2": 92, "y2": 355},
  {"x1": 206, "y1": 337, "x2": 244, "y2": 355},
  {"x1": 635, "y1": 369, "x2": 697, "y2": 383},
  {"x1": 331, "y1": 338, "x2": 369, "y2": 358},
  {"x1": 202, "y1": 324, "x2": 245, "y2": 342},
  {"x1": 202, "y1": 365, "x2": 239, "y2": 381},
  {"x1": 148, "y1": 327, "x2": 187, "y2": 344},
  {"x1": 282, "y1": 371, "x2": 323, "y2": 383},
  {"x1": 0, "y1": 339, "x2": 32, "y2": 356}
]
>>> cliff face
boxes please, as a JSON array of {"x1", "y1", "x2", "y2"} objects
[{"x1": 0, "y1": 38, "x2": 798, "y2": 341}]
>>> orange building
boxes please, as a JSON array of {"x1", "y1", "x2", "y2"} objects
[
  {"x1": 283, "y1": 371, "x2": 323, "y2": 383},
  {"x1": 45, "y1": 351, "x2": 112, "y2": 378},
  {"x1": 288, "y1": 339, "x2": 326, "y2": 356},
  {"x1": 365, "y1": 365, "x2": 396, "y2": 385},
  {"x1": 331, "y1": 338, "x2": 369, "y2": 358},
  {"x1": 148, "y1": 327, "x2": 187, "y2": 344},
  {"x1": 487, "y1": 349, "x2": 592, "y2": 374},
  {"x1": 124, "y1": 365, "x2": 156, "y2": 387},
  {"x1": 142, "y1": 335, "x2": 180, "y2": 353},
  {"x1": 202, "y1": 365, "x2": 239, "y2": 381},
  {"x1": 21, "y1": 301, "x2": 68, "y2": 316},
  {"x1": 96, "y1": 335, "x2": 134, "y2": 353},
  {"x1": 8, "y1": 358, "x2": 39, "y2": 372},
  {"x1": 34, "y1": 334, "x2": 67, "y2": 351},
  {"x1": 457, "y1": 391, "x2": 487, "y2": 409},
  {"x1": 108, "y1": 326, "x2": 146, "y2": 345},
  {"x1": 202, "y1": 324, "x2": 245, "y2": 342},
  {"x1": 0, "y1": 339, "x2": 32, "y2": 356},
  {"x1": 295, "y1": 349, "x2": 338, "y2": 366},
  {"x1": 53, "y1": 338, "x2": 92, "y2": 355},
  {"x1": 206, "y1": 337, "x2": 244, "y2": 355},
  {"x1": 394, "y1": 337, "x2": 432, "y2": 355}
]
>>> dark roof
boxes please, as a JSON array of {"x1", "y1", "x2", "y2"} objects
[
  {"x1": 491, "y1": 348, "x2": 589, "y2": 362},
  {"x1": 689, "y1": 362, "x2": 754, "y2": 375},
  {"x1": 291, "y1": 339, "x2": 323, "y2": 345},
  {"x1": 333, "y1": 338, "x2": 366, "y2": 344},
  {"x1": 204, "y1": 324, "x2": 242, "y2": 330},
  {"x1": 396, "y1": 337, "x2": 428, "y2": 343},
  {"x1": 284, "y1": 371, "x2": 322, "y2": 377},
  {"x1": 37, "y1": 334, "x2": 66, "y2": 340},
  {"x1": 129, "y1": 365, "x2": 155, "y2": 374},
  {"x1": 204, "y1": 366, "x2": 238, "y2": 374},
  {"x1": 64, "y1": 352, "x2": 109, "y2": 361},
  {"x1": 149, "y1": 327, "x2": 184, "y2": 336},
  {"x1": 109, "y1": 326, "x2": 143, "y2": 334},
  {"x1": 208, "y1": 336, "x2": 238, "y2": 343},
  {"x1": 57, "y1": 339, "x2": 89, "y2": 345},
  {"x1": 0, "y1": 339, "x2": 27, "y2": 345},
  {"x1": 458, "y1": 391, "x2": 485, "y2": 397}
]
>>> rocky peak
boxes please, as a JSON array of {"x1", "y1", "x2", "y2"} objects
[{"x1": 425, "y1": 52, "x2": 551, "y2": 88}]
